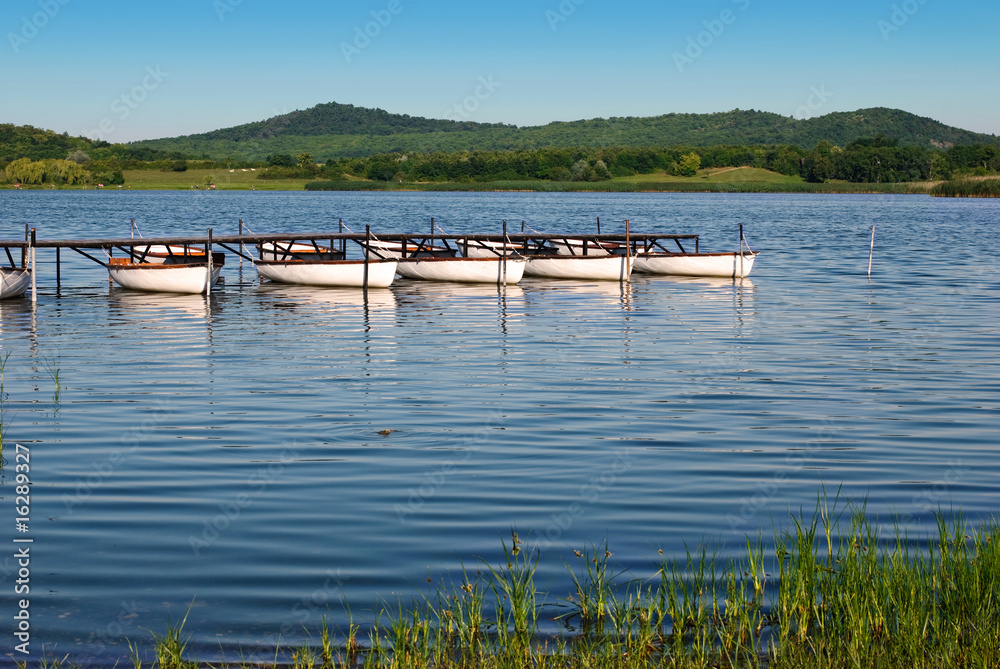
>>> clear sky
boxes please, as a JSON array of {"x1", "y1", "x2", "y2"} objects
[{"x1": 2, "y1": 0, "x2": 997, "y2": 142}]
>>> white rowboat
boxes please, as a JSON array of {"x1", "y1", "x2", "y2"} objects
[
  {"x1": 255, "y1": 259, "x2": 398, "y2": 288},
  {"x1": 524, "y1": 254, "x2": 634, "y2": 281},
  {"x1": 632, "y1": 251, "x2": 758, "y2": 278},
  {"x1": 393, "y1": 256, "x2": 526, "y2": 284},
  {"x1": 0, "y1": 268, "x2": 30, "y2": 299},
  {"x1": 107, "y1": 257, "x2": 222, "y2": 294}
]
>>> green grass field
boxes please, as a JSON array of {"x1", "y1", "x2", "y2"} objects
[
  {"x1": 617, "y1": 166, "x2": 806, "y2": 184},
  {"x1": 121, "y1": 168, "x2": 314, "y2": 190},
  {"x1": 3, "y1": 166, "x2": 937, "y2": 194}
]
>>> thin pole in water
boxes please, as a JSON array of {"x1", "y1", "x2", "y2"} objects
[
  {"x1": 739, "y1": 222, "x2": 744, "y2": 279},
  {"x1": 500, "y1": 220, "x2": 507, "y2": 286},
  {"x1": 56, "y1": 247, "x2": 60, "y2": 290},
  {"x1": 596, "y1": 216, "x2": 601, "y2": 235},
  {"x1": 623, "y1": 219, "x2": 630, "y2": 283},
  {"x1": 206, "y1": 227, "x2": 213, "y2": 295},
  {"x1": 238, "y1": 218, "x2": 244, "y2": 269},
  {"x1": 363, "y1": 224, "x2": 370, "y2": 292},
  {"x1": 868, "y1": 225, "x2": 876, "y2": 280},
  {"x1": 30, "y1": 228, "x2": 36, "y2": 306}
]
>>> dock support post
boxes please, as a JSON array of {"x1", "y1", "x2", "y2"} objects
[
  {"x1": 238, "y1": 218, "x2": 244, "y2": 269},
  {"x1": 363, "y1": 224, "x2": 370, "y2": 292},
  {"x1": 597, "y1": 216, "x2": 601, "y2": 235},
  {"x1": 56, "y1": 247, "x2": 61, "y2": 290},
  {"x1": 622, "y1": 219, "x2": 630, "y2": 283},
  {"x1": 739, "y1": 222, "x2": 744, "y2": 279},
  {"x1": 339, "y1": 218, "x2": 346, "y2": 257},
  {"x1": 206, "y1": 227, "x2": 213, "y2": 295},
  {"x1": 30, "y1": 228, "x2": 37, "y2": 305},
  {"x1": 868, "y1": 225, "x2": 876, "y2": 280},
  {"x1": 500, "y1": 220, "x2": 507, "y2": 286}
]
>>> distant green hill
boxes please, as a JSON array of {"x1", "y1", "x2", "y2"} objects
[{"x1": 129, "y1": 105, "x2": 1000, "y2": 161}]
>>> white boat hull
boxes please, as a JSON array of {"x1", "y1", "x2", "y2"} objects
[
  {"x1": 366, "y1": 240, "x2": 451, "y2": 259},
  {"x1": 395, "y1": 257, "x2": 526, "y2": 284},
  {"x1": 130, "y1": 244, "x2": 208, "y2": 264},
  {"x1": 633, "y1": 252, "x2": 758, "y2": 278},
  {"x1": 108, "y1": 263, "x2": 221, "y2": 294},
  {"x1": 550, "y1": 239, "x2": 624, "y2": 256},
  {"x1": 456, "y1": 239, "x2": 522, "y2": 258},
  {"x1": 256, "y1": 259, "x2": 398, "y2": 288},
  {"x1": 0, "y1": 268, "x2": 30, "y2": 299},
  {"x1": 258, "y1": 241, "x2": 340, "y2": 261},
  {"x1": 523, "y1": 255, "x2": 633, "y2": 281}
]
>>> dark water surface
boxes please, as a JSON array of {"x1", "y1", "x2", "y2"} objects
[{"x1": 0, "y1": 191, "x2": 997, "y2": 665}]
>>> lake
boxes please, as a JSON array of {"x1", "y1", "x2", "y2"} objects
[{"x1": 0, "y1": 190, "x2": 997, "y2": 666}]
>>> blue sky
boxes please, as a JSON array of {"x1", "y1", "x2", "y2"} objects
[{"x1": 2, "y1": 0, "x2": 997, "y2": 142}]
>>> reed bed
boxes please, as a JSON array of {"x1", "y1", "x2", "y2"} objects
[
  {"x1": 930, "y1": 178, "x2": 1000, "y2": 197},
  {"x1": 27, "y1": 505, "x2": 1000, "y2": 669},
  {"x1": 304, "y1": 179, "x2": 931, "y2": 194}
]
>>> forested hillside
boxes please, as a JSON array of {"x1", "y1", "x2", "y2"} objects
[{"x1": 130, "y1": 106, "x2": 1000, "y2": 161}]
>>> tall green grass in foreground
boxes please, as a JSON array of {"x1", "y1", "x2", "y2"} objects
[{"x1": 85, "y1": 504, "x2": 1000, "y2": 668}]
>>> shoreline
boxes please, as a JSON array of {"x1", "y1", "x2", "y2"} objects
[
  {"x1": 1, "y1": 182, "x2": 936, "y2": 194},
  {"x1": 19, "y1": 506, "x2": 1000, "y2": 669}
]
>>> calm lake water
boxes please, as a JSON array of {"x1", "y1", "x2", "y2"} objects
[{"x1": 0, "y1": 191, "x2": 997, "y2": 665}]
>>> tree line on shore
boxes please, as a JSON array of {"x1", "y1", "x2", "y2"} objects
[
  {"x1": 279, "y1": 138, "x2": 1000, "y2": 184},
  {"x1": 2, "y1": 121, "x2": 998, "y2": 187}
]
